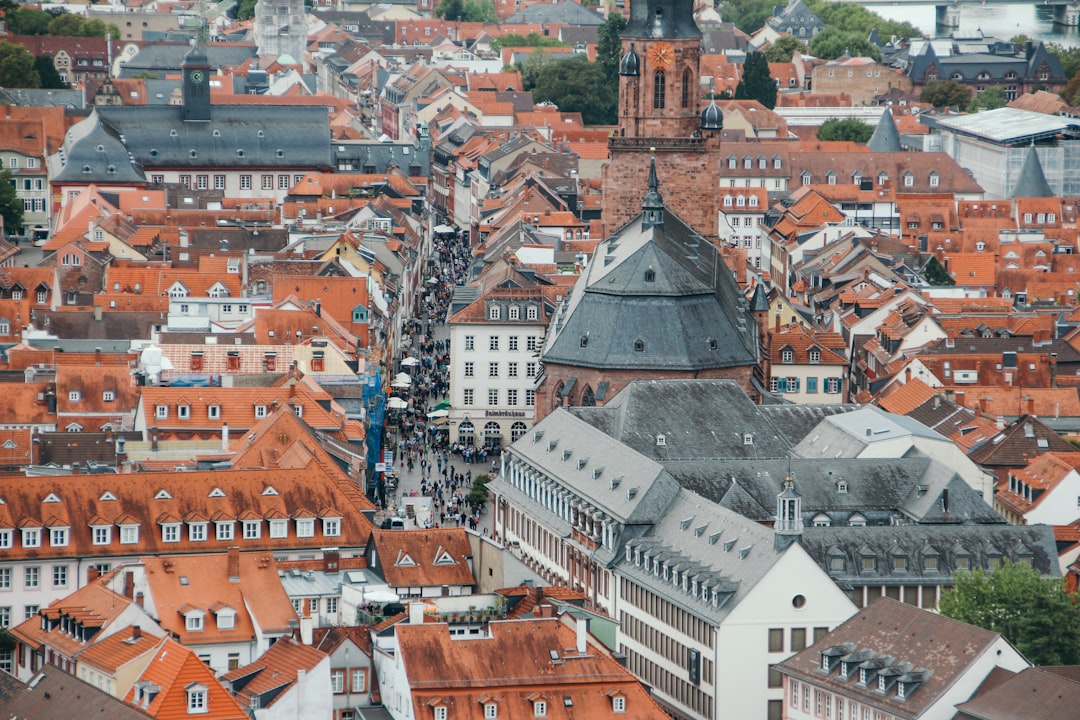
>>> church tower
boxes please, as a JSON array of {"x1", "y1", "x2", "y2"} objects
[
  {"x1": 602, "y1": 0, "x2": 721, "y2": 242},
  {"x1": 618, "y1": 0, "x2": 702, "y2": 138},
  {"x1": 181, "y1": 44, "x2": 211, "y2": 122}
]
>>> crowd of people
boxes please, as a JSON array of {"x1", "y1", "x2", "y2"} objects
[{"x1": 379, "y1": 228, "x2": 497, "y2": 531}]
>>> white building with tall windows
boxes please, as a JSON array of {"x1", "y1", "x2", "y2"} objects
[{"x1": 447, "y1": 285, "x2": 557, "y2": 449}]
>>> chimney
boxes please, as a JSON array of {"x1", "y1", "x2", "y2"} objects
[
  {"x1": 576, "y1": 617, "x2": 589, "y2": 654},
  {"x1": 93, "y1": 305, "x2": 102, "y2": 322},
  {"x1": 408, "y1": 600, "x2": 425, "y2": 625},
  {"x1": 978, "y1": 397, "x2": 989, "y2": 414},
  {"x1": 323, "y1": 548, "x2": 340, "y2": 573},
  {"x1": 135, "y1": 591, "x2": 144, "y2": 607},
  {"x1": 537, "y1": 603, "x2": 553, "y2": 618},
  {"x1": 1027, "y1": 396, "x2": 1036, "y2": 415},
  {"x1": 95, "y1": 347, "x2": 102, "y2": 365},
  {"x1": 941, "y1": 488, "x2": 950, "y2": 514},
  {"x1": 132, "y1": 625, "x2": 142, "y2": 641},
  {"x1": 71, "y1": 461, "x2": 80, "y2": 476},
  {"x1": 151, "y1": 427, "x2": 158, "y2": 452},
  {"x1": 904, "y1": 367, "x2": 911, "y2": 382},
  {"x1": 221, "y1": 423, "x2": 230, "y2": 452},
  {"x1": 315, "y1": 300, "x2": 322, "y2": 317},
  {"x1": 228, "y1": 547, "x2": 240, "y2": 582},
  {"x1": 87, "y1": 566, "x2": 100, "y2": 582},
  {"x1": 1051, "y1": 353, "x2": 1059, "y2": 388},
  {"x1": 124, "y1": 570, "x2": 135, "y2": 599},
  {"x1": 944, "y1": 330, "x2": 955, "y2": 349}
]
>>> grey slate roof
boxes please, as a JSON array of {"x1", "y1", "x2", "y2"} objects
[
  {"x1": 541, "y1": 204, "x2": 758, "y2": 370},
  {"x1": 0, "y1": 88, "x2": 85, "y2": 109},
  {"x1": 800, "y1": 522, "x2": 1059, "y2": 584},
  {"x1": 333, "y1": 142, "x2": 430, "y2": 177},
  {"x1": 53, "y1": 111, "x2": 145, "y2": 184},
  {"x1": 1010, "y1": 144, "x2": 1054, "y2": 199},
  {"x1": 117, "y1": 42, "x2": 258, "y2": 78},
  {"x1": 619, "y1": 489, "x2": 791, "y2": 623},
  {"x1": 791, "y1": 405, "x2": 945, "y2": 459},
  {"x1": 0, "y1": 668, "x2": 154, "y2": 720},
  {"x1": 622, "y1": 0, "x2": 700, "y2": 39},
  {"x1": 77, "y1": 104, "x2": 332, "y2": 171},
  {"x1": 506, "y1": 2, "x2": 604, "y2": 25},
  {"x1": 867, "y1": 108, "x2": 902, "y2": 153}
]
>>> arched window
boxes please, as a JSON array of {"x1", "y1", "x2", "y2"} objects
[
  {"x1": 458, "y1": 421, "x2": 475, "y2": 445},
  {"x1": 653, "y1": 71, "x2": 666, "y2": 109},
  {"x1": 681, "y1": 69, "x2": 691, "y2": 108},
  {"x1": 483, "y1": 421, "x2": 502, "y2": 450},
  {"x1": 581, "y1": 386, "x2": 596, "y2": 406},
  {"x1": 510, "y1": 421, "x2": 528, "y2": 442}
]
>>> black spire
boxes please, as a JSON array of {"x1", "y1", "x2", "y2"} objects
[{"x1": 641, "y1": 150, "x2": 664, "y2": 228}]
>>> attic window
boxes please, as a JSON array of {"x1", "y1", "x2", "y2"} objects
[
  {"x1": 633, "y1": 339, "x2": 645, "y2": 352},
  {"x1": 189, "y1": 150, "x2": 198, "y2": 159},
  {"x1": 580, "y1": 335, "x2": 588, "y2": 348},
  {"x1": 708, "y1": 337, "x2": 717, "y2": 351},
  {"x1": 644, "y1": 268, "x2": 655, "y2": 282},
  {"x1": 212, "y1": 129, "x2": 221, "y2": 137},
  {"x1": 743, "y1": 433, "x2": 753, "y2": 445},
  {"x1": 656, "y1": 434, "x2": 666, "y2": 446},
  {"x1": 170, "y1": 129, "x2": 178, "y2": 137},
  {"x1": 276, "y1": 149, "x2": 285, "y2": 158},
  {"x1": 237, "y1": 149, "x2": 245, "y2": 158}
]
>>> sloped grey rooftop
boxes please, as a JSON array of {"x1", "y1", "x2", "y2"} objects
[
  {"x1": 541, "y1": 206, "x2": 757, "y2": 370},
  {"x1": 867, "y1": 108, "x2": 902, "y2": 153},
  {"x1": 1010, "y1": 144, "x2": 1055, "y2": 199},
  {"x1": 89, "y1": 104, "x2": 332, "y2": 170},
  {"x1": 934, "y1": 106, "x2": 1072, "y2": 144},
  {"x1": 792, "y1": 405, "x2": 946, "y2": 458},
  {"x1": 53, "y1": 111, "x2": 145, "y2": 184}
]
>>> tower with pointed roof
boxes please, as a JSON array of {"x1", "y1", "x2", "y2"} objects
[
  {"x1": 867, "y1": 108, "x2": 902, "y2": 153},
  {"x1": 1010, "y1": 144, "x2": 1055, "y2": 199},
  {"x1": 603, "y1": 0, "x2": 723, "y2": 242},
  {"x1": 181, "y1": 44, "x2": 211, "y2": 122}
]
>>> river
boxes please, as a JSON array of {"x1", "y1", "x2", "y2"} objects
[{"x1": 870, "y1": 4, "x2": 1080, "y2": 46}]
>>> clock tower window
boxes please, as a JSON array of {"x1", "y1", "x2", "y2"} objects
[
  {"x1": 682, "y1": 69, "x2": 691, "y2": 108},
  {"x1": 653, "y1": 71, "x2": 666, "y2": 109}
]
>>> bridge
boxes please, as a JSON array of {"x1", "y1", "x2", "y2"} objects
[{"x1": 825, "y1": 0, "x2": 1080, "y2": 27}]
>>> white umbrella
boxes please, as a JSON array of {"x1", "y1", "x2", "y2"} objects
[
  {"x1": 394, "y1": 372, "x2": 412, "y2": 384},
  {"x1": 390, "y1": 381, "x2": 410, "y2": 389},
  {"x1": 427, "y1": 409, "x2": 449, "y2": 418},
  {"x1": 364, "y1": 590, "x2": 401, "y2": 604},
  {"x1": 400, "y1": 357, "x2": 420, "y2": 367},
  {"x1": 434, "y1": 224, "x2": 455, "y2": 233},
  {"x1": 387, "y1": 397, "x2": 408, "y2": 410}
]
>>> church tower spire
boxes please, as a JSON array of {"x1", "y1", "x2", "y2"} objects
[
  {"x1": 641, "y1": 151, "x2": 664, "y2": 228},
  {"x1": 774, "y1": 473, "x2": 803, "y2": 551}
]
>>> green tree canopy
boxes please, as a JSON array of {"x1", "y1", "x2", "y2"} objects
[
  {"x1": 920, "y1": 79, "x2": 972, "y2": 109},
  {"x1": 33, "y1": 55, "x2": 66, "y2": 88},
  {"x1": 817, "y1": 117, "x2": 873, "y2": 143},
  {"x1": 921, "y1": 255, "x2": 954, "y2": 286},
  {"x1": 763, "y1": 35, "x2": 807, "y2": 63},
  {"x1": 809, "y1": 27, "x2": 882, "y2": 62},
  {"x1": 939, "y1": 561, "x2": 1080, "y2": 666},
  {"x1": 805, "y1": 0, "x2": 918, "y2": 40},
  {"x1": 968, "y1": 86, "x2": 1007, "y2": 112},
  {"x1": 524, "y1": 53, "x2": 616, "y2": 125},
  {"x1": 596, "y1": 12, "x2": 627, "y2": 87},
  {"x1": 0, "y1": 41, "x2": 40, "y2": 89},
  {"x1": 437, "y1": 0, "x2": 496, "y2": 21},
  {"x1": 466, "y1": 473, "x2": 492, "y2": 510},
  {"x1": 734, "y1": 51, "x2": 776, "y2": 109},
  {"x1": 490, "y1": 33, "x2": 567, "y2": 54},
  {"x1": 5, "y1": 7, "x2": 52, "y2": 35},
  {"x1": 236, "y1": 0, "x2": 258, "y2": 21},
  {"x1": 720, "y1": 0, "x2": 775, "y2": 35},
  {"x1": 45, "y1": 13, "x2": 116, "y2": 37},
  {"x1": 0, "y1": 169, "x2": 25, "y2": 238}
]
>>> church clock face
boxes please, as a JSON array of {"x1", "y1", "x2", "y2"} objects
[
  {"x1": 190, "y1": 70, "x2": 204, "y2": 84},
  {"x1": 647, "y1": 42, "x2": 675, "y2": 70}
]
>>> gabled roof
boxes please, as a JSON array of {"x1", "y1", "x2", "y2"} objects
[
  {"x1": 0, "y1": 667, "x2": 154, "y2": 720},
  {"x1": 956, "y1": 667, "x2": 1080, "y2": 720},
  {"x1": 222, "y1": 636, "x2": 327, "y2": 708},
  {"x1": 369, "y1": 528, "x2": 475, "y2": 588},
  {"x1": 968, "y1": 414, "x2": 1076, "y2": 467},
  {"x1": 124, "y1": 638, "x2": 247, "y2": 720},
  {"x1": 778, "y1": 598, "x2": 1016, "y2": 718}
]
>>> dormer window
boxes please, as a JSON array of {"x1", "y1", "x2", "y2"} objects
[
  {"x1": 489, "y1": 305, "x2": 500, "y2": 320},
  {"x1": 215, "y1": 607, "x2": 236, "y2": 630},
  {"x1": 821, "y1": 654, "x2": 830, "y2": 672},
  {"x1": 859, "y1": 667, "x2": 869, "y2": 685},
  {"x1": 612, "y1": 696, "x2": 626, "y2": 713},
  {"x1": 185, "y1": 611, "x2": 205, "y2": 632},
  {"x1": 186, "y1": 683, "x2": 208, "y2": 714},
  {"x1": 743, "y1": 433, "x2": 753, "y2": 445},
  {"x1": 809, "y1": 349, "x2": 821, "y2": 364},
  {"x1": 840, "y1": 661, "x2": 849, "y2": 679},
  {"x1": 644, "y1": 268, "x2": 655, "y2": 282},
  {"x1": 484, "y1": 703, "x2": 497, "y2": 719},
  {"x1": 781, "y1": 348, "x2": 793, "y2": 364},
  {"x1": 508, "y1": 305, "x2": 520, "y2": 320},
  {"x1": 897, "y1": 681, "x2": 906, "y2": 699},
  {"x1": 435, "y1": 708, "x2": 447, "y2": 720},
  {"x1": 534, "y1": 701, "x2": 547, "y2": 718}
]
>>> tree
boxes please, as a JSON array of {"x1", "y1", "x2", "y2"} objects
[
  {"x1": 734, "y1": 51, "x2": 776, "y2": 109},
  {"x1": 967, "y1": 86, "x2": 1007, "y2": 112},
  {"x1": 5, "y1": 7, "x2": 52, "y2": 35},
  {"x1": 596, "y1": 12, "x2": 627, "y2": 87},
  {"x1": 921, "y1": 255, "x2": 954, "y2": 286},
  {"x1": 46, "y1": 13, "x2": 86, "y2": 36},
  {"x1": 236, "y1": 0, "x2": 258, "y2": 20},
  {"x1": 0, "y1": 169, "x2": 24, "y2": 238},
  {"x1": 490, "y1": 33, "x2": 567, "y2": 54},
  {"x1": 809, "y1": 27, "x2": 882, "y2": 62},
  {"x1": 805, "y1": 0, "x2": 918, "y2": 41},
  {"x1": 817, "y1": 118, "x2": 873, "y2": 143},
  {"x1": 939, "y1": 561, "x2": 1080, "y2": 666},
  {"x1": 920, "y1": 79, "x2": 972, "y2": 109},
  {"x1": 466, "y1": 473, "x2": 492, "y2": 511},
  {"x1": 0, "y1": 41, "x2": 40, "y2": 89},
  {"x1": 33, "y1": 55, "x2": 66, "y2": 88},
  {"x1": 437, "y1": 0, "x2": 495, "y2": 21},
  {"x1": 1048, "y1": 42, "x2": 1080, "y2": 82},
  {"x1": 721, "y1": 0, "x2": 775, "y2": 35},
  {"x1": 526, "y1": 54, "x2": 616, "y2": 125},
  {"x1": 763, "y1": 35, "x2": 806, "y2": 63}
]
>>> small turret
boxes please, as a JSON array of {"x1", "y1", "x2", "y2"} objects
[
  {"x1": 774, "y1": 473, "x2": 803, "y2": 551},
  {"x1": 641, "y1": 150, "x2": 664, "y2": 229},
  {"x1": 619, "y1": 43, "x2": 640, "y2": 77}
]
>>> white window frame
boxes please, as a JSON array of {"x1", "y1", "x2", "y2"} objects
[
  {"x1": 269, "y1": 519, "x2": 288, "y2": 538},
  {"x1": 296, "y1": 518, "x2": 315, "y2": 537}
]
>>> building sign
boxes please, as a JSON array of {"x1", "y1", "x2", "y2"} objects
[{"x1": 485, "y1": 410, "x2": 527, "y2": 418}]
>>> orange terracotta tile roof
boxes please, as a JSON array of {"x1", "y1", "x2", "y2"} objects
[
  {"x1": 221, "y1": 635, "x2": 327, "y2": 707},
  {"x1": 136, "y1": 383, "x2": 346, "y2": 432},
  {"x1": 124, "y1": 638, "x2": 247, "y2": 720},
  {"x1": 396, "y1": 619, "x2": 669, "y2": 720},
  {"x1": 141, "y1": 552, "x2": 297, "y2": 645},
  {"x1": 876, "y1": 377, "x2": 939, "y2": 415},
  {"x1": 371, "y1": 528, "x2": 476, "y2": 589},
  {"x1": 77, "y1": 628, "x2": 167, "y2": 675},
  {"x1": 10, "y1": 581, "x2": 141, "y2": 656}
]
